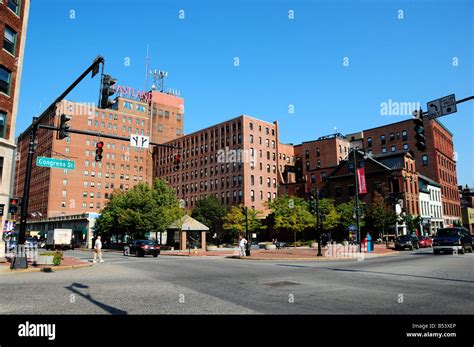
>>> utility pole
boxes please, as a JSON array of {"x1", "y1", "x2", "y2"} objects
[{"x1": 242, "y1": 206, "x2": 250, "y2": 256}]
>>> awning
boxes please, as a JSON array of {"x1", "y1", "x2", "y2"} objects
[{"x1": 168, "y1": 215, "x2": 210, "y2": 232}]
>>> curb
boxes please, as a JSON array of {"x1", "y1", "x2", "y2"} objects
[{"x1": 0, "y1": 262, "x2": 93, "y2": 275}]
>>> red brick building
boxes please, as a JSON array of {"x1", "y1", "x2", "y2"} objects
[
  {"x1": 0, "y1": 0, "x2": 29, "y2": 232},
  {"x1": 154, "y1": 115, "x2": 285, "y2": 214},
  {"x1": 359, "y1": 118, "x2": 460, "y2": 226},
  {"x1": 14, "y1": 91, "x2": 183, "y2": 219},
  {"x1": 325, "y1": 150, "x2": 419, "y2": 235}
]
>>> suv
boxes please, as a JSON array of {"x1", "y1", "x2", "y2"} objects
[
  {"x1": 394, "y1": 234, "x2": 419, "y2": 250},
  {"x1": 433, "y1": 227, "x2": 473, "y2": 254}
]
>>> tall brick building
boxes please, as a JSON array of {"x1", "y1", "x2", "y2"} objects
[
  {"x1": 14, "y1": 90, "x2": 183, "y2": 220},
  {"x1": 154, "y1": 115, "x2": 291, "y2": 214},
  {"x1": 0, "y1": 0, "x2": 29, "y2": 249},
  {"x1": 359, "y1": 118, "x2": 460, "y2": 226}
]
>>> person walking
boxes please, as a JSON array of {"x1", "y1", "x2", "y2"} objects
[
  {"x1": 93, "y1": 235, "x2": 104, "y2": 263},
  {"x1": 238, "y1": 235, "x2": 247, "y2": 257}
]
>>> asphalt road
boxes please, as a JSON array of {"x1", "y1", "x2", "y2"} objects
[{"x1": 0, "y1": 248, "x2": 473, "y2": 314}]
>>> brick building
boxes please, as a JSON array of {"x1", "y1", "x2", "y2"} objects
[
  {"x1": 14, "y1": 90, "x2": 183, "y2": 223},
  {"x1": 358, "y1": 118, "x2": 461, "y2": 227},
  {"x1": 324, "y1": 150, "x2": 419, "y2": 235},
  {"x1": 0, "y1": 0, "x2": 29, "y2": 234},
  {"x1": 154, "y1": 115, "x2": 286, "y2": 214}
]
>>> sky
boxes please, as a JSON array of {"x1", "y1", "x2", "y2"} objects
[{"x1": 16, "y1": 0, "x2": 474, "y2": 185}]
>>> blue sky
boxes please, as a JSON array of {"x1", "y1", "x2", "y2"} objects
[{"x1": 17, "y1": 0, "x2": 473, "y2": 184}]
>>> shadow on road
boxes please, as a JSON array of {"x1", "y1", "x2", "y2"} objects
[
  {"x1": 323, "y1": 268, "x2": 474, "y2": 284},
  {"x1": 65, "y1": 283, "x2": 128, "y2": 315}
]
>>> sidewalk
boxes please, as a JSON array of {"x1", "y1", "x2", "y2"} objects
[
  {"x1": 0, "y1": 256, "x2": 92, "y2": 275},
  {"x1": 230, "y1": 244, "x2": 399, "y2": 261}
]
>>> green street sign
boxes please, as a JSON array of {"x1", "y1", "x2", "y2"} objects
[{"x1": 36, "y1": 156, "x2": 75, "y2": 170}]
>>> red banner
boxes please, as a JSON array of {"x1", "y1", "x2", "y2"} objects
[{"x1": 357, "y1": 168, "x2": 367, "y2": 194}]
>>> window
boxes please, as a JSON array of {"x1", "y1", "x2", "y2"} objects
[
  {"x1": 3, "y1": 26, "x2": 17, "y2": 55},
  {"x1": 380, "y1": 134, "x2": 386, "y2": 145},
  {"x1": 390, "y1": 133, "x2": 395, "y2": 141},
  {"x1": 348, "y1": 162, "x2": 354, "y2": 174},
  {"x1": 382, "y1": 147, "x2": 387, "y2": 153},
  {"x1": 402, "y1": 130, "x2": 407, "y2": 141},
  {"x1": 403, "y1": 143, "x2": 408, "y2": 150},
  {"x1": 0, "y1": 66, "x2": 12, "y2": 95},
  {"x1": 8, "y1": 0, "x2": 21, "y2": 15},
  {"x1": 391, "y1": 145, "x2": 396, "y2": 152},
  {"x1": 165, "y1": 111, "x2": 170, "y2": 118},
  {"x1": 367, "y1": 137, "x2": 372, "y2": 148},
  {"x1": 335, "y1": 186, "x2": 342, "y2": 198},
  {"x1": 422, "y1": 155, "x2": 428, "y2": 166},
  {"x1": 0, "y1": 111, "x2": 6, "y2": 138}
]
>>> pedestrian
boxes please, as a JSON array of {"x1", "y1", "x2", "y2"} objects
[
  {"x1": 238, "y1": 235, "x2": 247, "y2": 257},
  {"x1": 93, "y1": 235, "x2": 104, "y2": 263}
]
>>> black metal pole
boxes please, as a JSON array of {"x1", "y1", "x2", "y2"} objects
[
  {"x1": 17, "y1": 118, "x2": 38, "y2": 245},
  {"x1": 316, "y1": 188, "x2": 322, "y2": 256},
  {"x1": 353, "y1": 149, "x2": 361, "y2": 253},
  {"x1": 245, "y1": 207, "x2": 249, "y2": 256}
]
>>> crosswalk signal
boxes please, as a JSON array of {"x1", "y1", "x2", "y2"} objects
[
  {"x1": 99, "y1": 74, "x2": 117, "y2": 109},
  {"x1": 95, "y1": 141, "x2": 104, "y2": 162},
  {"x1": 58, "y1": 114, "x2": 72, "y2": 140},
  {"x1": 413, "y1": 109, "x2": 426, "y2": 151},
  {"x1": 173, "y1": 153, "x2": 181, "y2": 171}
]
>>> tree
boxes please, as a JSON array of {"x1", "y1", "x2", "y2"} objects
[
  {"x1": 223, "y1": 205, "x2": 263, "y2": 241},
  {"x1": 94, "y1": 179, "x2": 183, "y2": 243},
  {"x1": 318, "y1": 198, "x2": 340, "y2": 231},
  {"x1": 336, "y1": 199, "x2": 365, "y2": 231},
  {"x1": 406, "y1": 213, "x2": 422, "y2": 234},
  {"x1": 365, "y1": 193, "x2": 397, "y2": 245},
  {"x1": 268, "y1": 196, "x2": 315, "y2": 245},
  {"x1": 191, "y1": 196, "x2": 228, "y2": 244}
]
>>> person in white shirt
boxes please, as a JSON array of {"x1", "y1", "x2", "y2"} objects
[
  {"x1": 238, "y1": 235, "x2": 247, "y2": 257},
  {"x1": 93, "y1": 236, "x2": 104, "y2": 263}
]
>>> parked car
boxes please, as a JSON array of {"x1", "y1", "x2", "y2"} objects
[
  {"x1": 433, "y1": 227, "x2": 473, "y2": 254},
  {"x1": 394, "y1": 234, "x2": 419, "y2": 250},
  {"x1": 418, "y1": 236, "x2": 433, "y2": 248},
  {"x1": 123, "y1": 240, "x2": 160, "y2": 257}
]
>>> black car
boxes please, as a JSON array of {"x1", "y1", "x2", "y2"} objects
[
  {"x1": 123, "y1": 240, "x2": 160, "y2": 257},
  {"x1": 394, "y1": 234, "x2": 419, "y2": 250},
  {"x1": 433, "y1": 227, "x2": 473, "y2": 254}
]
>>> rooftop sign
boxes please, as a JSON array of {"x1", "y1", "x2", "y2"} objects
[{"x1": 112, "y1": 85, "x2": 153, "y2": 104}]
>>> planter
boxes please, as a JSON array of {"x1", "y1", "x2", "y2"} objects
[
  {"x1": 36, "y1": 255, "x2": 54, "y2": 265},
  {"x1": 207, "y1": 245, "x2": 218, "y2": 251},
  {"x1": 265, "y1": 244, "x2": 276, "y2": 250},
  {"x1": 310, "y1": 242, "x2": 318, "y2": 249}
]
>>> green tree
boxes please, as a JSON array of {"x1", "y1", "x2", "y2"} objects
[
  {"x1": 268, "y1": 196, "x2": 315, "y2": 245},
  {"x1": 336, "y1": 199, "x2": 366, "y2": 231},
  {"x1": 94, "y1": 179, "x2": 183, "y2": 243},
  {"x1": 223, "y1": 205, "x2": 263, "y2": 241},
  {"x1": 191, "y1": 196, "x2": 228, "y2": 244},
  {"x1": 365, "y1": 193, "x2": 397, "y2": 245},
  {"x1": 406, "y1": 213, "x2": 422, "y2": 234},
  {"x1": 318, "y1": 198, "x2": 340, "y2": 231}
]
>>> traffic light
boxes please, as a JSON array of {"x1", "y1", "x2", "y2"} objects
[
  {"x1": 173, "y1": 153, "x2": 181, "y2": 171},
  {"x1": 309, "y1": 193, "x2": 316, "y2": 214},
  {"x1": 99, "y1": 74, "x2": 117, "y2": 109},
  {"x1": 413, "y1": 109, "x2": 426, "y2": 151},
  {"x1": 95, "y1": 141, "x2": 104, "y2": 162},
  {"x1": 9, "y1": 197, "x2": 20, "y2": 214},
  {"x1": 58, "y1": 114, "x2": 72, "y2": 140}
]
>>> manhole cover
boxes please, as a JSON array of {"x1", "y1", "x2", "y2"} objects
[{"x1": 265, "y1": 281, "x2": 300, "y2": 287}]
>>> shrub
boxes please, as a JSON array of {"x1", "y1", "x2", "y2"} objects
[{"x1": 40, "y1": 251, "x2": 63, "y2": 266}]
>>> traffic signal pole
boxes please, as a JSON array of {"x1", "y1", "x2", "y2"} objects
[{"x1": 17, "y1": 56, "x2": 105, "y2": 247}]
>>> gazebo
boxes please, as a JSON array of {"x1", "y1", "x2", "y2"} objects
[{"x1": 167, "y1": 215, "x2": 210, "y2": 251}]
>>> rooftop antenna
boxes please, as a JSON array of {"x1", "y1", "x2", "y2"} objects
[{"x1": 150, "y1": 69, "x2": 168, "y2": 93}]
